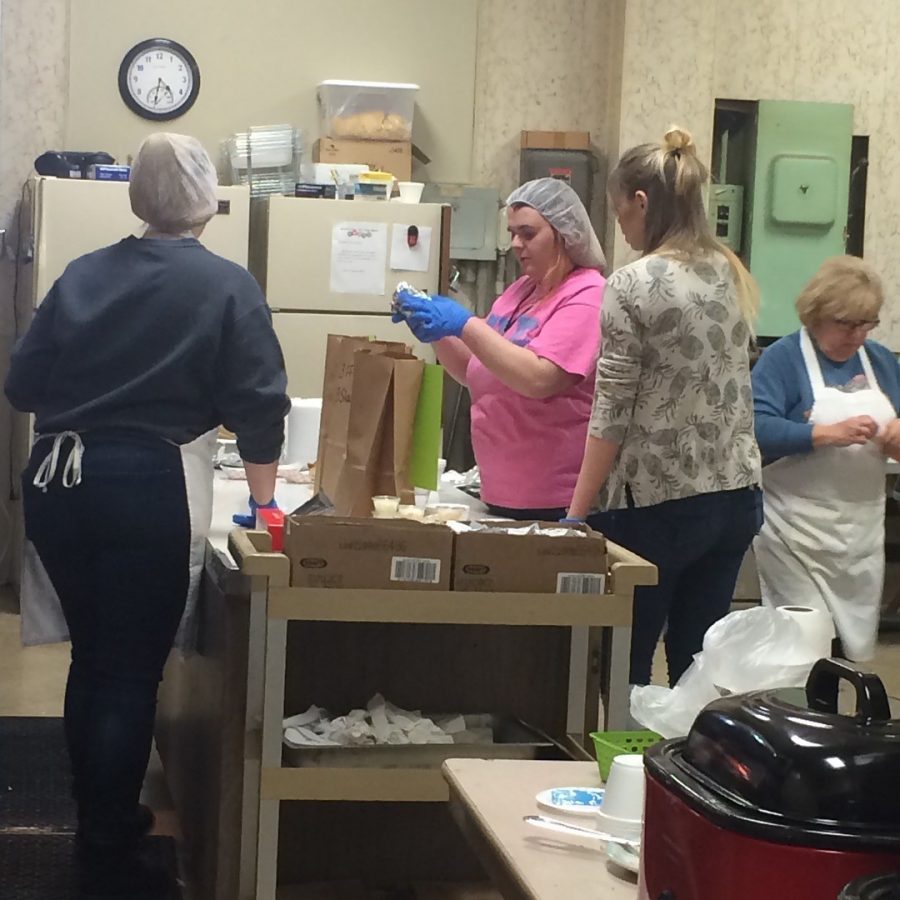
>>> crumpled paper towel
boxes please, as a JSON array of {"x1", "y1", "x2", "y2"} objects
[{"x1": 283, "y1": 694, "x2": 487, "y2": 749}]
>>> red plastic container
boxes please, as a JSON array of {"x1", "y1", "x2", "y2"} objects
[{"x1": 256, "y1": 508, "x2": 285, "y2": 552}]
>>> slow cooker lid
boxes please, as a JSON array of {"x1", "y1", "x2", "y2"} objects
[{"x1": 681, "y1": 660, "x2": 900, "y2": 830}]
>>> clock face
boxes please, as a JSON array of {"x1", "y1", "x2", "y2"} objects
[{"x1": 118, "y1": 38, "x2": 200, "y2": 121}]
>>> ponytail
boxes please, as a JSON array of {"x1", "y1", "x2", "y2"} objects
[{"x1": 609, "y1": 126, "x2": 760, "y2": 330}]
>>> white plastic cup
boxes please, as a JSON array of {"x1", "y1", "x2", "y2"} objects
[
  {"x1": 398, "y1": 181, "x2": 425, "y2": 203},
  {"x1": 601, "y1": 754, "x2": 646, "y2": 822}
]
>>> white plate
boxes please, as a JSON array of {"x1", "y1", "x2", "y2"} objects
[
  {"x1": 607, "y1": 840, "x2": 640, "y2": 874},
  {"x1": 535, "y1": 787, "x2": 605, "y2": 817}
]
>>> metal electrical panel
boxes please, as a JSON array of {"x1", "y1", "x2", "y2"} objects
[
  {"x1": 520, "y1": 148, "x2": 594, "y2": 213},
  {"x1": 708, "y1": 184, "x2": 744, "y2": 251},
  {"x1": 747, "y1": 100, "x2": 852, "y2": 337},
  {"x1": 420, "y1": 184, "x2": 500, "y2": 261}
]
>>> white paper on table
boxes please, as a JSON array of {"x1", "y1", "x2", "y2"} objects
[
  {"x1": 390, "y1": 223, "x2": 432, "y2": 272},
  {"x1": 330, "y1": 221, "x2": 388, "y2": 294}
]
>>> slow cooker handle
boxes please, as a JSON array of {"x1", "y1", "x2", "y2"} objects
[{"x1": 805, "y1": 658, "x2": 891, "y2": 723}]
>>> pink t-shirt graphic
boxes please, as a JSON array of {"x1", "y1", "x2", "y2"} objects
[{"x1": 466, "y1": 267, "x2": 605, "y2": 509}]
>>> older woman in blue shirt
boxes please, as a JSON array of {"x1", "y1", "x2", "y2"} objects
[{"x1": 752, "y1": 255, "x2": 900, "y2": 661}]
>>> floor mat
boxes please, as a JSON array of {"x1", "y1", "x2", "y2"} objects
[
  {"x1": 0, "y1": 717, "x2": 182, "y2": 898},
  {"x1": 0, "y1": 716, "x2": 75, "y2": 828},
  {"x1": 0, "y1": 833, "x2": 182, "y2": 900}
]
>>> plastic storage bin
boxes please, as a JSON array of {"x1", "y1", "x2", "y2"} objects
[
  {"x1": 318, "y1": 80, "x2": 419, "y2": 141},
  {"x1": 590, "y1": 729, "x2": 662, "y2": 780}
]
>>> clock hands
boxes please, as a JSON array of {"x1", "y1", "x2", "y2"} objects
[{"x1": 149, "y1": 77, "x2": 175, "y2": 107}]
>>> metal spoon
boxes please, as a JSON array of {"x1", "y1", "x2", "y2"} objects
[{"x1": 523, "y1": 815, "x2": 641, "y2": 852}]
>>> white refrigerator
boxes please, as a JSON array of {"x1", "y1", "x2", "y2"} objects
[
  {"x1": 251, "y1": 196, "x2": 448, "y2": 397},
  {"x1": 31, "y1": 176, "x2": 251, "y2": 305}
]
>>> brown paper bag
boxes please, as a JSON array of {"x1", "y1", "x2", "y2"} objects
[
  {"x1": 315, "y1": 334, "x2": 418, "y2": 516},
  {"x1": 337, "y1": 350, "x2": 424, "y2": 516}
]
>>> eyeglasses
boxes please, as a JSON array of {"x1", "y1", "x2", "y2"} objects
[{"x1": 832, "y1": 317, "x2": 880, "y2": 332}]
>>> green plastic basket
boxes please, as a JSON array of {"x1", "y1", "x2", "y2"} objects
[{"x1": 590, "y1": 729, "x2": 662, "y2": 781}]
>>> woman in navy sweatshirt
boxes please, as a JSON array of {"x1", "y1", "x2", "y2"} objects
[
  {"x1": 752, "y1": 256, "x2": 900, "y2": 663},
  {"x1": 5, "y1": 133, "x2": 289, "y2": 898}
]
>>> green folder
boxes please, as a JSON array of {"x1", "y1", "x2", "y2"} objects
[{"x1": 409, "y1": 363, "x2": 444, "y2": 490}]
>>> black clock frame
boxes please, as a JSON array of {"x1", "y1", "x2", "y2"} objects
[{"x1": 118, "y1": 37, "x2": 200, "y2": 121}]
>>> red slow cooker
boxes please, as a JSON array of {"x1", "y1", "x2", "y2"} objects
[{"x1": 640, "y1": 659, "x2": 900, "y2": 900}]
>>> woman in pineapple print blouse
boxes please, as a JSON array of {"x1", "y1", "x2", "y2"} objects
[{"x1": 567, "y1": 127, "x2": 763, "y2": 688}]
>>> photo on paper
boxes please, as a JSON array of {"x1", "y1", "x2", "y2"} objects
[{"x1": 390, "y1": 223, "x2": 432, "y2": 273}]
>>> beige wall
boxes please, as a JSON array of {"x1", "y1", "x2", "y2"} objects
[
  {"x1": 610, "y1": 0, "x2": 900, "y2": 346},
  {"x1": 66, "y1": 0, "x2": 477, "y2": 183},
  {"x1": 0, "y1": 0, "x2": 70, "y2": 585},
  {"x1": 472, "y1": 0, "x2": 616, "y2": 236}
]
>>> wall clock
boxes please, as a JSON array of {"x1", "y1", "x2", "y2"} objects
[{"x1": 118, "y1": 38, "x2": 200, "y2": 121}]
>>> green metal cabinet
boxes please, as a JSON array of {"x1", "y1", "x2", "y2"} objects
[{"x1": 746, "y1": 100, "x2": 853, "y2": 338}]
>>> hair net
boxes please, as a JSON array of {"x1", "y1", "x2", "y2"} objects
[
  {"x1": 129, "y1": 133, "x2": 218, "y2": 234},
  {"x1": 506, "y1": 178, "x2": 606, "y2": 271}
]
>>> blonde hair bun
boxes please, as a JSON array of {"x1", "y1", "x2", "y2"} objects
[{"x1": 663, "y1": 126, "x2": 696, "y2": 156}]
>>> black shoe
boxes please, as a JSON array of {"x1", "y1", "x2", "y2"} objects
[
  {"x1": 134, "y1": 803, "x2": 156, "y2": 838},
  {"x1": 76, "y1": 843, "x2": 174, "y2": 898},
  {"x1": 77, "y1": 804, "x2": 157, "y2": 847}
]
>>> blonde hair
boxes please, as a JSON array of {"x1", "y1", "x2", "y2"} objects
[
  {"x1": 795, "y1": 256, "x2": 883, "y2": 327},
  {"x1": 608, "y1": 126, "x2": 759, "y2": 329}
]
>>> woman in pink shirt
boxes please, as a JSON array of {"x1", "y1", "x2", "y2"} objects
[{"x1": 393, "y1": 179, "x2": 606, "y2": 519}]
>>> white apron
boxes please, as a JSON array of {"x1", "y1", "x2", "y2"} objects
[
  {"x1": 21, "y1": 430, "x2": 216, "y2": 655},
  {"x1": 753, "y1": 329, "x2": 895, "y2": 661}
]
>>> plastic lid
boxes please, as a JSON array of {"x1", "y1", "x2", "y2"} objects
[
  {"x1": 318, "y1": 80, "x2": 419, "y2": 90},
  {"x1": 681, "y1": 660, "x2": 900, "y2": 831}
]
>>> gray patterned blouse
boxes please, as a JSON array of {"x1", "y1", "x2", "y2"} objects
[{"x1": 589, "y1": 252, "x2": 761, "y2": 511}]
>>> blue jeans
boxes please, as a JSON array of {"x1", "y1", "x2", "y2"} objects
[
  {"x1": 23, "y1": 433, "x2": 190, "y2": 846},
  {"x1": 589, "y1": 487, "x2": 763, "y2": 686}
]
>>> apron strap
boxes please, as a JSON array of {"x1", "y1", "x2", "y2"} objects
[
  {"x1": 33, "y1": 432, "x2": 84, "y2": 492},
  {"x1": 858, "y1": 344, "x2": 881, "y2": 391}
]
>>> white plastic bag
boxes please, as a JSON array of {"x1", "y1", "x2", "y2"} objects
[
  {"x1": 20, "y1": 540, "x2": 69, "y2": 646},
  {"x1": 630, "y1": 653, "x2": 720, "y2": 738},
  {"x1": 630, "y1": 605, "x2": 833, "y2": 738},
  {"x1": 702, "y1": 605, "x2": 829, "y2": 693}
]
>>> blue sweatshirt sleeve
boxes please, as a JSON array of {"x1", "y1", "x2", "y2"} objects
[
  {"x1": 752, "y1": 337, "x2": 815, "y2": 460},
  {"x1": 4, "y1": 284, "x2": 59, "y2": 413},
  {"x1": 214, "y1": 287, "x2": 290, "y2": 465}
]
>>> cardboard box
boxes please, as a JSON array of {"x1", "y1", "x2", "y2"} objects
[
  {"x1": 285, "y1": 516, "x2": 453, "y2": 590},
  {"x1": 452, "y1": 523, "x2": 608, "y2": 594},
  {"x1": 520, "y1": 130, "x2": 591, "y2": 151},
  {"x1": 314, "y1": 138, "x2": 412, "y2": 181}
]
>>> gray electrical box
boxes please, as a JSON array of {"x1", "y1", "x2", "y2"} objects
[
  {"x1": 420, "y1": 184, "x2": 500, "y2": 261},
  {"x1": 520, "y1": 148, "x2": 594, "y2": 213},
  {"x1": 708, "y1": 184, "x2": 744, "y2": 252}
]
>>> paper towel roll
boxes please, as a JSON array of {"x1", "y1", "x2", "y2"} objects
[
  {"x1": 285, "y1": 398, "x2": 322, "y2": 466},
  {"x1": 775, "y1": 605, "x2": 836, "y2": 661}
]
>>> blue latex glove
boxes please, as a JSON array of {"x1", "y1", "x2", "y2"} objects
[
  {"x1": 233, "y1": 496, "x2": 279, "y2": 528},
  {"x1": 400, "y1": 292, "x2": 472, "y2": 342},
  {"x1": 559, "y1": 516, "x2": 586, "y2": 525}
]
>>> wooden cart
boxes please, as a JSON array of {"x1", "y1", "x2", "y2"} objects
[{"x1": 156, "y1": 529, "x2": 656, "y2": 900}]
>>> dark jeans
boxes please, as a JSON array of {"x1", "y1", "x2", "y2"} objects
[
  {"x1": 23, "y1": 433, "x2": 190, "y2": 846},
  {"x1": 485, "y1": 503, "x2": 568, "y2": 521},
  {"x1": 589, "y1": 487, "x2": 763, "y2": 687}
]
